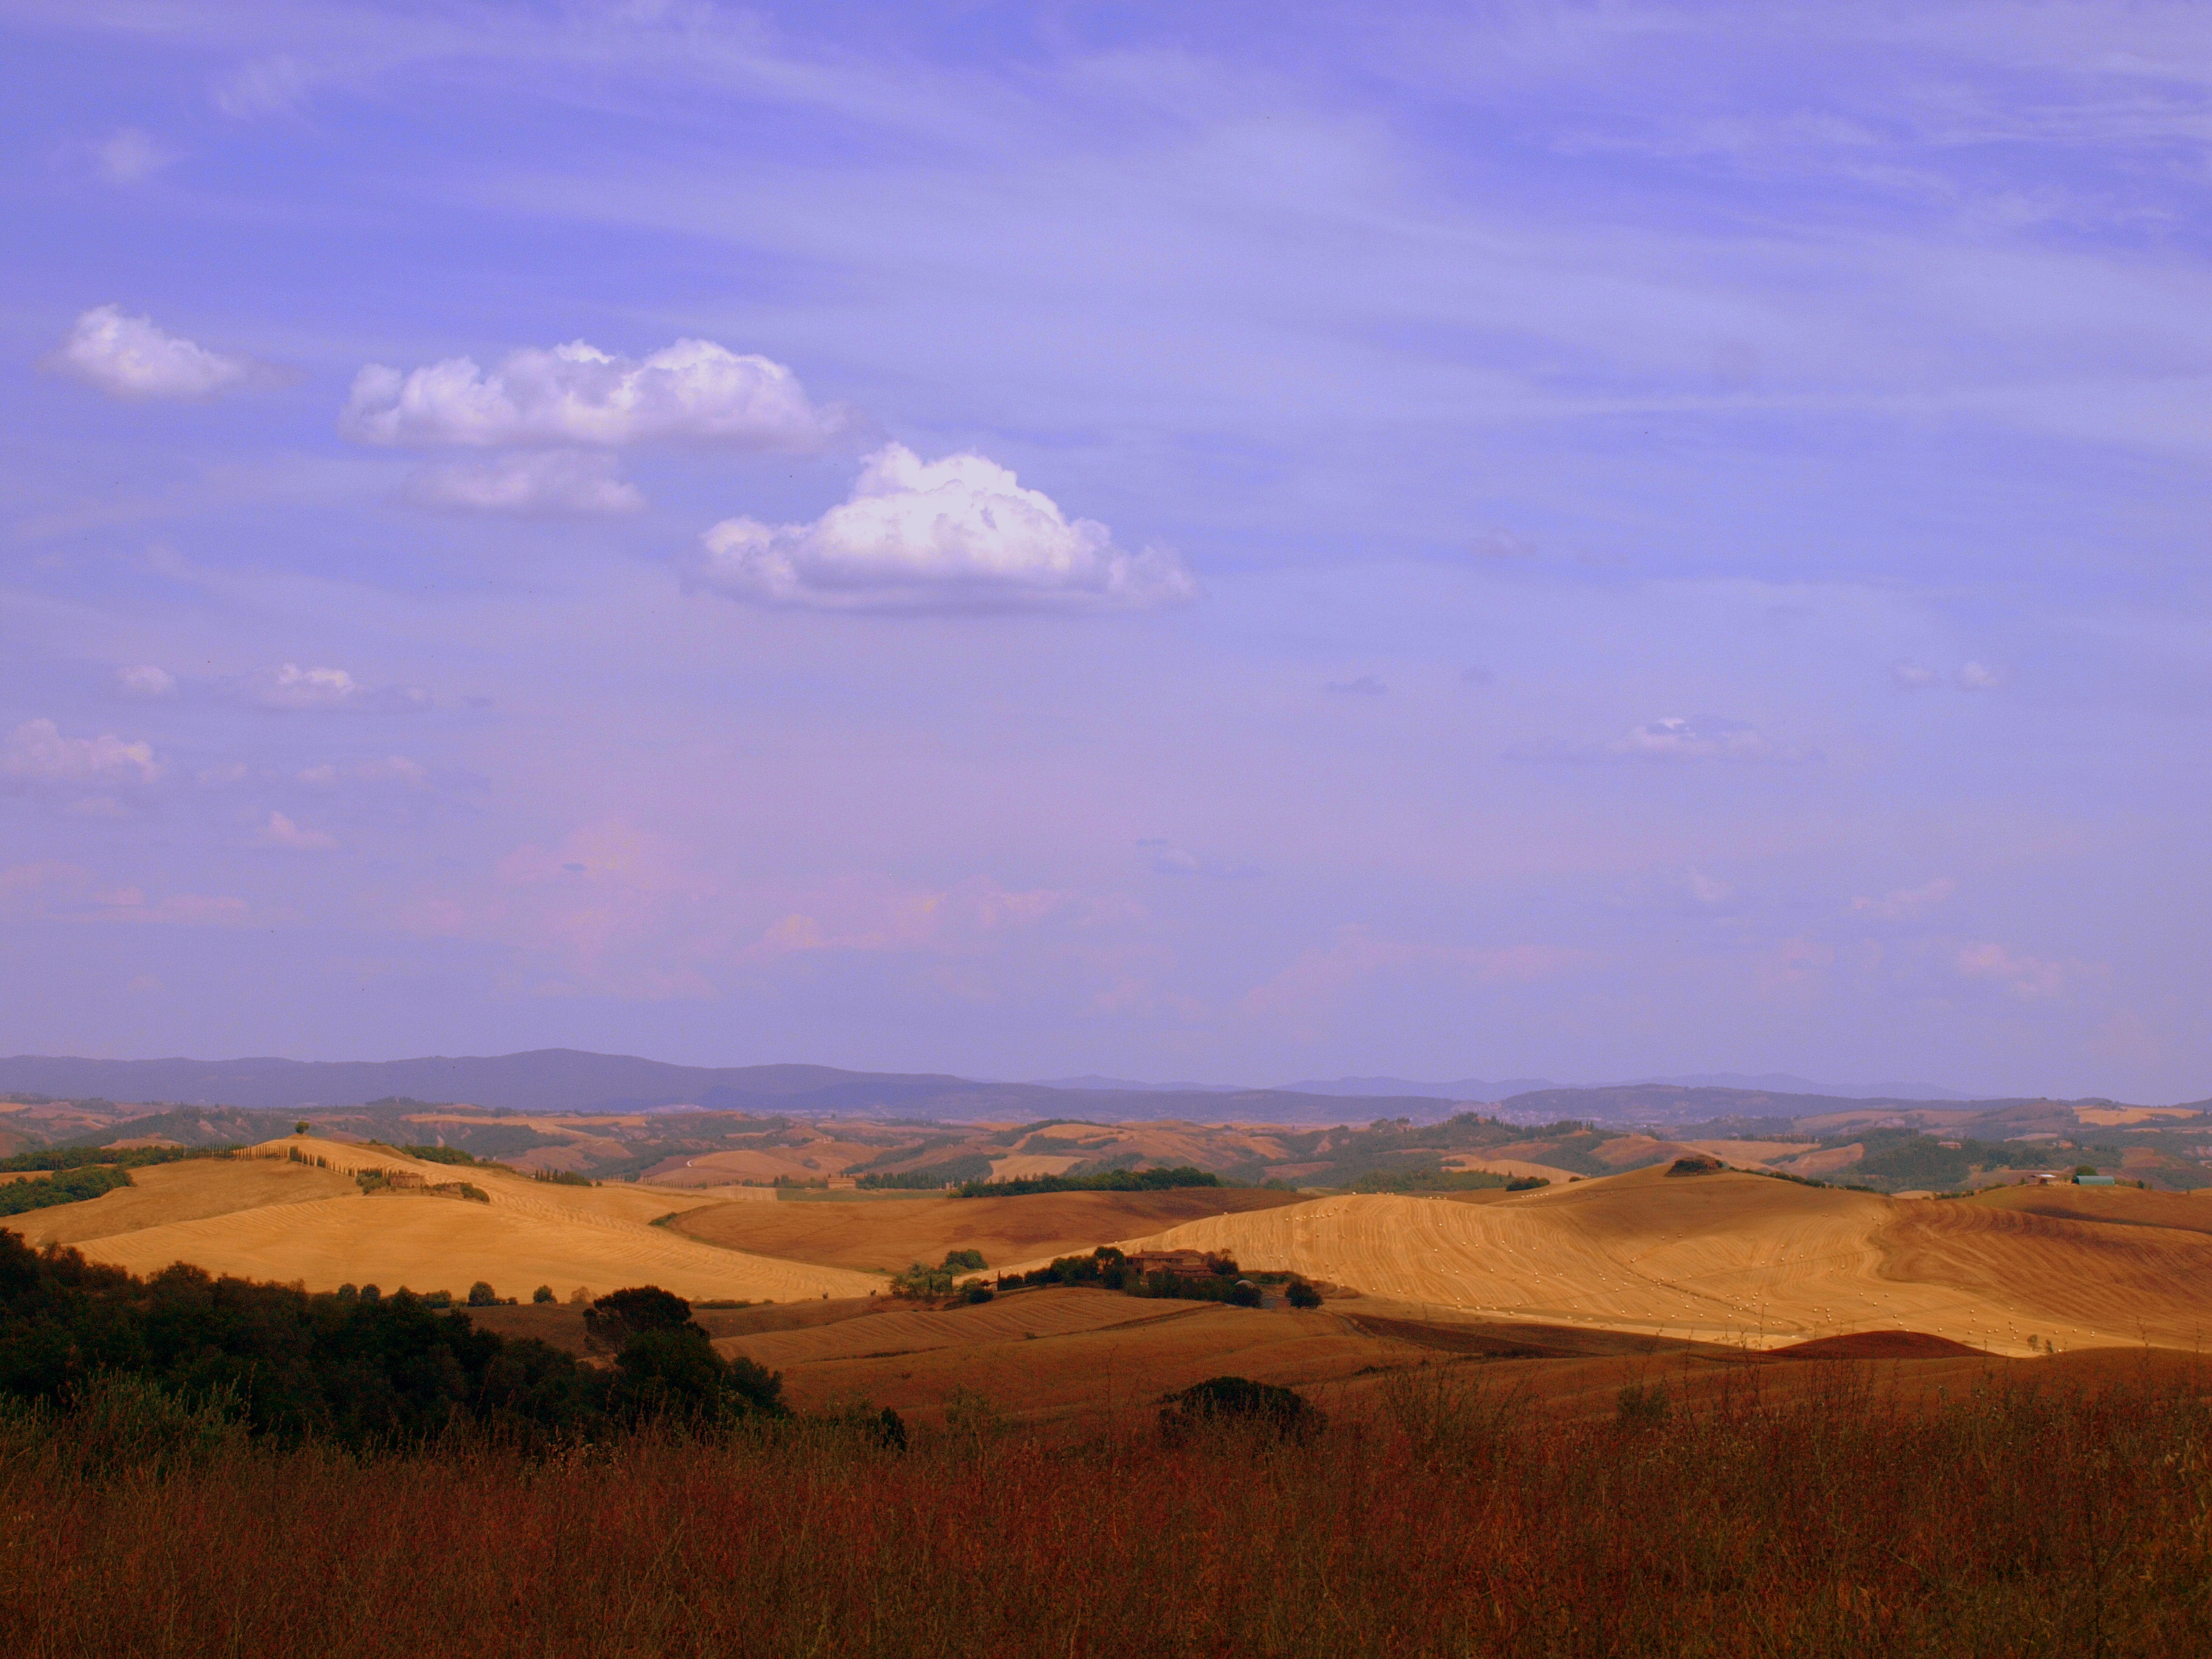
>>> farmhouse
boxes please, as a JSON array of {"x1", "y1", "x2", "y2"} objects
[
  {"x1": 1130, "y1": 1248, "x2": 1215, "y2": 1276},
  {"x1": 385, "y1": 1170, "x2": 426, "y2": 1190}
]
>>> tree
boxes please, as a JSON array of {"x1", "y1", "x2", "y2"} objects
[
  {"x1": 585, "y1": 1285, "x2": 694, "y2": 1352},
  {"x1": 1286, "y1": 1280, "x2": 1322, "y2": 1309},
  {"x1": 468, "y1": 1281, "x2": 497, "y2": 1307},
  {"x1": 294, "y1": 1121, "x2": 310, "y2": 1136},
  {"x1": 532, "y1": 1285, "x2": 555, "y2": 1304}
]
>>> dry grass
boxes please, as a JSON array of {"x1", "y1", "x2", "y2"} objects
[{"x1": 4, "y1": 1358, "x2": 2208, "y2": 1657}]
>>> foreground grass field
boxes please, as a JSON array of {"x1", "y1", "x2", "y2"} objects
[{"x1": 5, "y1": 1358, "x2": 2207, "y2": 1658}]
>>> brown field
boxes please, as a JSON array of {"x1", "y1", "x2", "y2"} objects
[
  {"x1": 17, "y1": 1138, "x2": 884, "y2": 1304},
  {"x1": 1019, "y1": 1166, "x2": 2212, "y2": 1355},
  {"x1": 666, "y1": 1185, "x2": 1306, "y2": 1273},
  {"x1": 714, "y1": 1286, "x2": 1443, "y2": 1424}
]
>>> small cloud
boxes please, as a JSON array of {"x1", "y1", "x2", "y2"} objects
[
  {"x1": 1324, "y1": 674, "x2": 1386, "y2": 696},
  {"x1": 1685, "y1": 870, "x2": 1734, "y2": 906},
  {"x1": 1470, "y1": 528, "x2": 1538, "y2": 560},
  {"x1": 1607, "y1": 716, "x2": 1807, "y2": 764},
  {"x1": 1460, "y1": 665, "x2": 1495, "y2": 686},
  {"x1": 1852, "y1": 877, "x2": 1956, "y2": 921},
  {"x1": 45, "y1": 306, "x2": 264, "y2": 401},
  {"x1": 1, "y1": 719, "x2": 159, "y2": 786},
  {"x1": 299, "y1": 754, "x2": 427, "y2": 788},
  {"x1": 1890, "y1": 659, "x2": 1940, "y2": 689},
  {"x1": 96, "y1": 890, "x2": 256, "y2": 927},
  {"x1": 116, "y1": 664, "x2": 176, "y2": 699},
  {"x1": 696, "y1": 443, "x2": 1194, "y2": 614},
  {"x1": 255, "y1": 810, "x2": 338, "y2": 851},
  {"x1": 213, "y1": 55, "x2": 314, "y2": 118},
  {"x1": 342, "y1": 337, "x2": 847, "y2": 451},
  {"x1": 94, "y1": 128, "x2": 176, "y2": 186},
  {"x1": 236, "y1": 664, "x2": 428, "y2": 712},
  {"x1": 1137, "y1": 837, "x2": 1258, "y2": 879},
  {"x1": 1956, "y1": 940, "x2": 2063, "y2": 999},
  {"x1": 401, "y1": 450, "x2": 646, "y2": 516},
  {"x1": 1957, "y1": 660, "x2": 2005, "y2": 691}
]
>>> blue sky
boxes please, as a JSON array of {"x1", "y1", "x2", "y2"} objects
[{"x1": 1, "y1": 1, "x2": 2207, "y2": 1098}]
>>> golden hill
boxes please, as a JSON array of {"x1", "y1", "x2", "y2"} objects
[
  {"x1": 666, "y1": 1186, "x2": 1305, "y2": 1273},
  {"x1": 13, "y1": 1138, "x2": 881, "y2": 1305},
  {"x1": 1039, "y1": 1167, "x2": 2212, "y2": 1355}
]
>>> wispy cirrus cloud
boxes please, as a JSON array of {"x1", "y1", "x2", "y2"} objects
[
  {"x1": 232, "y1": 664, "x2": 429, "y2": 712},
  {"x1": 1516, "y1": 715, "x2": 1811, "y2": 765},
  {"x1": 400, "y1": 449, "x2": 644, "y2": 516},
  {"x1": 1853, "y1": 877, "x2": 1956, "y2": 922}
]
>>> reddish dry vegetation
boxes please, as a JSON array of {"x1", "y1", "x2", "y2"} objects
[{"x1": 5, "y1": 1359, "x2": 2210, "y2": 1657}]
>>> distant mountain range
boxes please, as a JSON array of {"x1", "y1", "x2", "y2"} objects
[
  {"x1": 0, "y1": 1048, "x2": 2117, "y2": 1130},
  {"x1": 0, "y1": 1050, "x2": 1453, "y2": 1126}
]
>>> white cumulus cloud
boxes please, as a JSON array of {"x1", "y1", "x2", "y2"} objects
[
  {"x1": 47, "y1": 306, "x2": 254, "y2": 400},
  {"x1": 116, "y1": 665, "x2": 176, "y2": 699},
  {"x1": 696, "y1": 443, "x2": 1195, "y2": 612},
  {"x1": 401, "y1": 449, "x2": 645, "y2": 516},
  {"x1": 1957, "y1": 660, "x2": 2005, "y2": 690},
  {"x1": 341, "y1": 337, "x2": 844, "y2": 451},
  {"x1": 1890, "y1": 659, "x2": 1940, "y2": 689},
  {"x1": 1, "y1": 719, "x2": 159, "y2": 786}
]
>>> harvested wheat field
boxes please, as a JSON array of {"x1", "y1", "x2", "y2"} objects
[
  {"x1": 18, "y1": 1138, "x2": 880, "y2": 1304},
  {"x1": 1051, "y1": 1166, "x2": 2212, "y2": 1354},
  {"x1": 666, "y1": 1185, "x2": 1305, "y2": 1273},
  {"x1": 712, "y1": 1285, "x2": 1438, "y2": 1424}
]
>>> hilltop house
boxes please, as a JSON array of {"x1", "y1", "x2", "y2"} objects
[{"x1": 1130, "y1": 1248, "x2": 1214, "y2": 1276}]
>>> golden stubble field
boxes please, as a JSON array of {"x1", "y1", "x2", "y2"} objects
[
  {"x1": 1030, "y1": 1167, "x2": 2212, "y2": 1355},
  {"x1": 18, "y1": 1138, "x2": 882, "y2": 1304}
]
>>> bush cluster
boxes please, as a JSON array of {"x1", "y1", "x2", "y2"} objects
[
  {"x1": 951, "y1": 1166, "x2": 1221, "y2": 1199},
  {"x1": 0, "y1": 1228, "x2": 782, "y2": 1450}
]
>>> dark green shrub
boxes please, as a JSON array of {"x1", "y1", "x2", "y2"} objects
[
  {"x1": 532, "y1": 1285, "x2": 555, "y2": 1304},
  {"x1": 467, "y1": 1282, "x2": 497, "y2": 1307},
  {"x1": 1285, "y1": 1280, "x2": 1322, "y2": 1309},
  {"x1": 0, "y1": 1165, "x2": 132, "y2": 1216},
  {"x1": 1228, "y1": 1281, "x2": 1262, "y2": 1308},
  {"x1": 1158, "y1": 1375, "x2": 1324, "y2": 1444},
  {"x1": 584, "y1": 1286, "x2": 693, "y2": 1352}
]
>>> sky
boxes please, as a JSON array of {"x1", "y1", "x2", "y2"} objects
[{"x1": 1, "y1": 1, "x2": 2207, "y2": 1099}]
